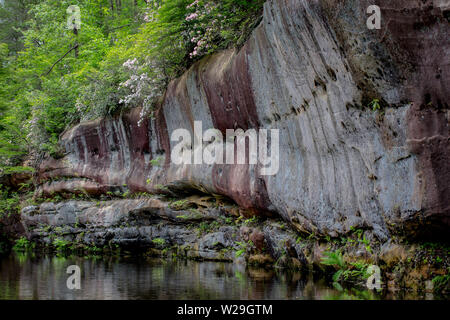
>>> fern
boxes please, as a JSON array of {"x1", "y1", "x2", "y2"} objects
[
  {"x1": 321, "y1": 250, "x2": 346, "y2": 269},
  {"x1": 321, "y1": 250, "x2": 370, "y2": 285},
  {"x1": 432, "y1": 273, "x2": 450, "y2": 293}
]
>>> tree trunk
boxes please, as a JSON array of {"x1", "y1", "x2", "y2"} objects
[{"x1": 73, "y1": 28, "x2": 78, "y2": 58}]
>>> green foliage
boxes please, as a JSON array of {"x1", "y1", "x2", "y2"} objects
[
  {"x1": 13, "y1": 236, "x2": 34, "y2": 251},
  {"x1": 340, "y1": 261, "x2": 370, "y2": 282},
  {"x1": 169, "y1": 199, "x2": 189, "y2": 210},
  {"x1": 369, "y1": 99, "x2": 381, "y2": 112},
  {"x1": 0, "y1": 184, "x2": 21, "y2": 218},
  {"x1": 235, "y1": 248, "x2": 245, "y2": 258},
  {"x1": 224, "y1": 217, "x2": 233, "y2": 225},
  {"x1": 345, "y1": 227, "x2": 373, "y2": 254},
  {"x1": 197, "y1": 221, "x2": 210, "y2": 234},
  {"x1": 53, "y1": 238, "x2": 71, "y2": 252},
  {"x1": 150, "y1": 156, "x2": 163, "y2": 167},
  {"x1": 87, "y1": 245, "x2": 102, "y2": 254},
  {"x1": 321, "y1": 250, "x2": 346, "y2": 269},
  {"x1": 0, "y1": 166, "x2": 35, "y2": 175},
  {"x1": 243, "y1": 216, "x2": 258, "y2": 226},
  {"x1": 234, "y1": 240, "x2": 253, "y2": 258},
  {"x1": 0, "y1": 0, "x2": 40, "y2": 54},
  {"x1": 360, "y1": 235, "x2": 372, "y2": 254},
  {"x1": 154, "y1": 184, "x2": 169, "y2": 192},
  {"x1": 0, "y1": 0, "x2": 265, "y2": 167},
  {"x1": 324, "y1": 287, "x2": 380, "y2": 300},
  {"x1": 432, "y1": 271, "x2": 450, "y2": 293},
  {"x1": 152, "y1": 238, "x2": 166, "y2": 246},
  {"x1": 321, "y1": 250, "x2": 371, "y2": 285}
]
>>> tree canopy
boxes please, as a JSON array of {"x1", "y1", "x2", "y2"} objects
[{"x1": 0, "y1": 0, "x2": 264, "y2": 171}]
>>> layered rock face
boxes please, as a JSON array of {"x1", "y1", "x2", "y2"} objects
[
  {"x1": 20, "y1": 196, "x2": 309, "y2": 264},
  {"x1": 22, "y1": 197, "x2": 240, "y2": 260},
  {"x1": 36, "y1": 0, "x2": 449, "y2": 241}
]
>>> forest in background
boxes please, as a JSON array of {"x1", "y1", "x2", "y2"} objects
[
  {"x1": 0, "y1": 0, "x2": 263, "y2": 170},
  {"x1": 0, "y1": 0, "x2": 263, "y2": 215}
]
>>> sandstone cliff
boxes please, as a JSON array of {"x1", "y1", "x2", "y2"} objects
[{"x1": 35, "y1": 0, "x2": 449, "y2": 241}]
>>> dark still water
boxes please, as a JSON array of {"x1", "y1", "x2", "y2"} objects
[{"x1": 0, "y1": 252, "x2": 436, "y2": 300}]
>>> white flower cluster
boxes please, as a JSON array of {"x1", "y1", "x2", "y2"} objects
[
  {"x1": 185, "y1": 1, "x2": 224, "y2": 58},
  {"x1": 119, "y1": 58, "x2": 165, "y2": 126}
]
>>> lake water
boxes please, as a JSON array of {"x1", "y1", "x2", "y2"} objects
[{"x1": 0, "y1": 252, "x2": 438, "y2": 300}]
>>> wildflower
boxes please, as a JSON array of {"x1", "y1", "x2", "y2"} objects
[
  {"x1": 187, "y1": 0, "x2": 199, "y2": 9},
  {"x1": 186, "y1": 13, "x2": 198, "y2": 21}
]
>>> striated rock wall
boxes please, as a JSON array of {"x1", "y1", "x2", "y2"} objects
[{"x1": 36, "y1": 0, "x2": 449, "y2": 240}]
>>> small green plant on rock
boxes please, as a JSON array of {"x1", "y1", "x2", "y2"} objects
[
  {"x1": 169, "y1": 199, "x2": 189, "y2": 211},
  {"x1": 154, "y1": 185, "x2": 169, "y2": 192},
  {"x1": 224, "y1": 217, "x2": 234, "y2": 225},
  {"x1": 150, "y1": 157, "x2": 163, "y2": 167},
  {"x1": 321, "y1": 250, "x2": 371, "y2": 286},
  {"x1": 196, "y1": 221, "x2": 220, "y2": 235},
  {"x1": 432, "y1": 270, "x2": 450, "y2": 293},
  {"x1": 13, "y1": 237, "x2": 34, "y2": 252},
  {"x1": 152, "y1": 238, "x2": 166, "y2": 246},
  {"x1": 88, "y1": 246, "x2": 102, "y2": 254},
  {"x1": 53, "y1": 238, "x2": 71, "y2": 252},
  {"x1": 235, "y1": 240, "x2": 253, "y2": 258},
  {"x1": 243, "y1": 216, "x2": 258, "y2": 226},
  {"x1": 321, "y1": 250, "x2": 346, "y2": 269},
  {"x1": 369, "y1": 99, "x2": 381, "y2": 112}
]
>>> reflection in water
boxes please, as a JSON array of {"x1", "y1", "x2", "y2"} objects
[{"x1": 0, "y1": 252, "x2": 433, "y2": 300}]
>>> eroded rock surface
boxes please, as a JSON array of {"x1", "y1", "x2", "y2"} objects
[
  {"x1": 21, "y1": 197, "x2": 303, "y2": 264},
  {"x1": 20, "y1": 198, "x2": 450, "y2": 295},
  {"x1": 22, "y1": 197, "x2": 240, "y2": 261},
  {"x1": 36, "y1": 0, "x2": 449, "y2": 240}
]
